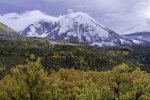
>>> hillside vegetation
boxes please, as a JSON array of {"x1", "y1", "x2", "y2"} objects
[
  {"x1": 0, "y1": 37, "x2": 150, "y2": 99},
  {"x1": 0, "y1": 22, "x2": 20, "y2": 37},
  {"x1": 0, "y1": 59, "x2": 150, "y2": 100},
  {"x1": 0, "y1": 38, "x2": 150, "y2": 72}
]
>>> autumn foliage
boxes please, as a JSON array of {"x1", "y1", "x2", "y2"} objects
[{"x1": 0, "y1": 58, "x2": 150, "y2": 100}]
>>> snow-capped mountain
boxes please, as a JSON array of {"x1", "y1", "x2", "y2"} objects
[{"x1": 21, "y1": 12, "x2": 133, "y2": 46}]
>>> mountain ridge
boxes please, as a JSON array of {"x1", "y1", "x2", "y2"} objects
[
  {"x1": 124, "y1": 32, "x2": 150, "y2": 42},
  {"x1": 21, "y1": 12, "x2": 133, "y2": 46},
  {"x1": 0, "y1": 22, "x2": 19, "y2": 38}
]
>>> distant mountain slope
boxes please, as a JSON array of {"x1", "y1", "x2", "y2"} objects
[
  {"x1": 124, "y1": 32, "x2": 150, "y2": 42},
  {"x1": 0, "y1": 22, "x2": 19, "y2": 37},
  {"x1": 123, "y1": 22, "x2": 150, "y2": 35},
  {"x1": 21, "y1": 12, "x2": 133, "y2": 46}
]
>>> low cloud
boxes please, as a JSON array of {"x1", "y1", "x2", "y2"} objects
[
  {"x1": 0, "y1": 10, "x2": 56, "y2": 31},
  {"x1": 67, "y1": 9, "x2": 74, "y2": 14}
]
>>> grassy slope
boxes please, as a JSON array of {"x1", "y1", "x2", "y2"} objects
[{"x1": 0, "y1": 22, "x2": 19, "y2": 36}]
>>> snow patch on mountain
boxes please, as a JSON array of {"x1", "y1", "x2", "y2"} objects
[{"x1": 132, "y1": 39, "x2": 143, "y2": 44}]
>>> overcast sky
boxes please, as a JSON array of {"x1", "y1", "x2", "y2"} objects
[{"x1": 0, "y1": 0, "x2": 150, "y2": 34}]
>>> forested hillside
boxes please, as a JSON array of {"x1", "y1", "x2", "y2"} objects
[
  {"x1": 0, "y1": 38, "x2": 150, "y2": 72},
  {"x1": 0, "y1": 58, "x2": 150, "y2": 100},
  {"x1": 0, "y1": 38, "x2": 150, "y2": 99}
]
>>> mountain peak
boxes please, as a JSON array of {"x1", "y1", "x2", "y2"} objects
[
  {"x1": 60, "y1": 12, "x2": 100, "y2": 25},
  {"x1": 21, "y1": 12, "x2": 133, "y2": 46}
]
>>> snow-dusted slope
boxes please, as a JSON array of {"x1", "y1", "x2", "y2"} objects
[
  {"x1": 21, "y1": 12, "x2": 133, "y2": 46},
  {"x1": 21, "y1": 20, "x2": 58, "y2": 37}
]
